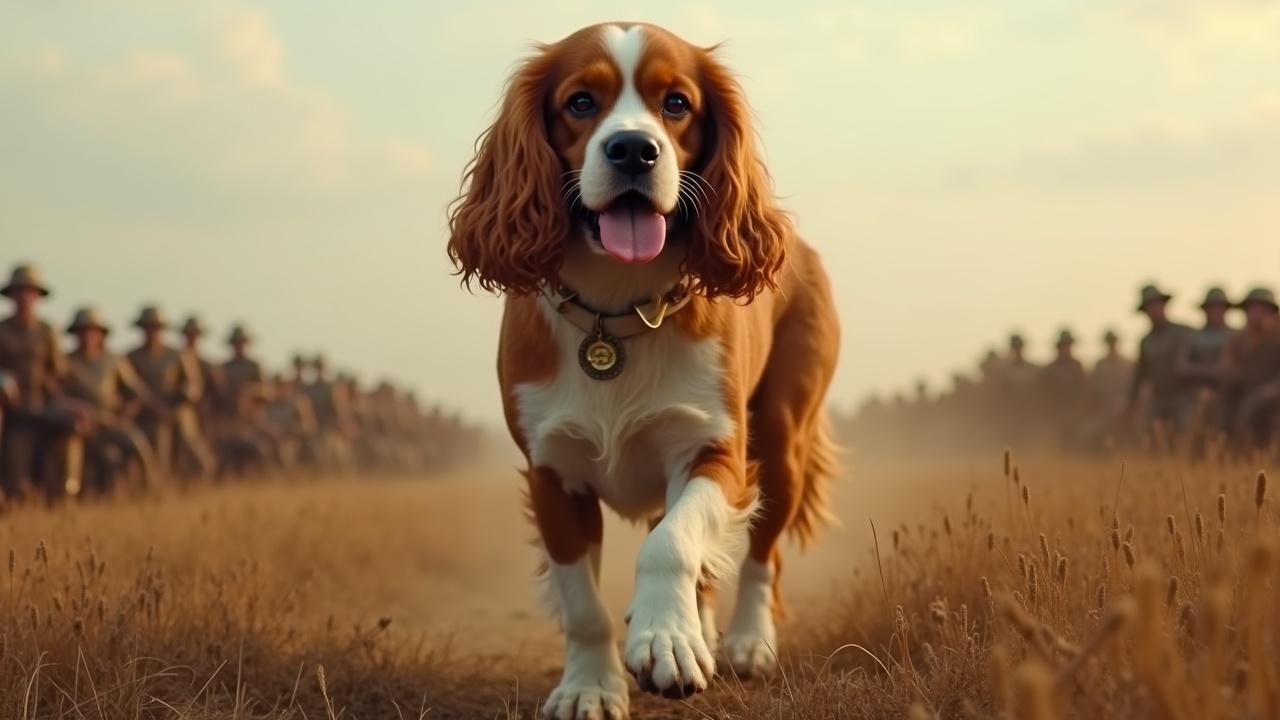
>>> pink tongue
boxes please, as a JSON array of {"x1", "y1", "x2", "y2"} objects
[{"x1": 598, "y1": 205, "x2": 666, "y2": 264}]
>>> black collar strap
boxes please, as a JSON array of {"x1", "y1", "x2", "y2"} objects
[{"x1": 541, "y1": 280, "x2": 693, "y2": 339}]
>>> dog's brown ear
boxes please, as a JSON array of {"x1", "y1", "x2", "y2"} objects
[
  {"x1": 447, "y1": 50, "x2": 565, "y2": 296},
  {"x1": 683, "y1": 48, "x2": 791, "y2": 301}
]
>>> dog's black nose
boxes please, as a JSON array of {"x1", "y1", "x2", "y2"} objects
[{"x1": 604, "y1": 131, "x2": 660, "y2": 176}]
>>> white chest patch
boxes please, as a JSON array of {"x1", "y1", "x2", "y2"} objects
[{"x1": 515, "y1": 304, "x2": 732, "y2": 519}]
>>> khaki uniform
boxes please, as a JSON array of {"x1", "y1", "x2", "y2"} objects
[
  {"x1": 1092, "y1": 354, "x2": 1133, "y2": 415},
  {"x1": 128, "y1": 345, "x2": 203, "y2": 476},
  {"x1": 1224, "y1": 327, "x2": 1280, "y2": 448},
  {"x1": 223, "y1": 357, "x2": 264, "y2": 420},
  {"x1": 264, "y1": 385, "x2": 317, "y2": 472},
  {"x1": 1179, "y1": 325, "x2": 1234, "y2": 434},
  {"x1": 1041, "y1": 356, "x2": 1088, "y2": 438},
  {"x1": 0, "y1": 316, "x2": 74, "y2": 496},
  {"x1": 1130, "y1": 322, "x2": 1195, "y2": 432},
  {"x1": 183, "y1": 349, "x2": 226, "y2": 434},
  {"x1": 219, "y1": 356, "x2": 271, "y2": 475},
  {"x1": 65, "y1": 350, "x2": 160, "y2": 491},
  {"x1": 306, "y1": 378, "x2": 354, "y2": 472}
]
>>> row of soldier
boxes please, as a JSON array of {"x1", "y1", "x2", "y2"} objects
[
  {"x1": 0, "y1": 263, "x2": 480, "y2": 502},
  {"x1": 842, "y1": 283, "x2": 1280, "y2": 457}
]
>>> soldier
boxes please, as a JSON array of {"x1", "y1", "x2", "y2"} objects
[
  {"x1": 0, "y1": 264, "x2": 90, "y2": 500},
  {"x1": 1084, "y1": 329, "x2": 1135, "y2": 446},
  {"x1": 218, "y1": 325, "x2": 270, "y2": 476},
  {"x1": 64, "y1": 307, "x2": 161, "y2": 493},
  {"x1": 165, "y1": 315, "x2": 218, "y2": 481},
  {"x1": 264, "y1": 372, "x2": 317, "y2": 473},
  {"x1": 1127, "y1": 284, "x2": 1195, "y2": 438},
  {"x1": 222, "y1": 325, "x2": 264, "y2": 417},
  {"x1": 999, "y1": 333, "x2": 1042, "y2": 443},
  {"x1": 307, "y1": 355, "x2": 355, "y2": 472},
  {"x1": 1041, "y1": 329, "x2": 1089, "y2": 444},
  {"x1": 127, "y1": 305, "x2": 202, "y2": 478},
  {"x1": 180, "y1": 316, "x2": 226, "y2": 445},
  {"x1": 1223, "y1": 287, "x2": 1280, "y2": 449},
  {"x1": 291, "y1": 353, "x2": 311, "y2": 386},
  {"x1": 1177, "y1": 287, "x2": 1236, "y2": 438},
  {"x1": 1092, "y1": 330, "x2": 1133, "y2": 409}
]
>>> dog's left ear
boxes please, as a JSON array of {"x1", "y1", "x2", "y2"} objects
[
  {"x1": 447, "y1": 48, "x2": 566, "y2": 296},
  {"x1": 683, "y1": 48, "x2": 791, "y2": 301}
]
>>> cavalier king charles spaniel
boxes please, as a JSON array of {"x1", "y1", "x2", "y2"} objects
[{"x1": 448, "y1": 22, "x2": 839, "y2": 720}]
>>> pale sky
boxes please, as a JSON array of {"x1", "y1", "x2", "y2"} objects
[{"x1": 2, "y1": 0, "x2": 1278, "y2": 423}]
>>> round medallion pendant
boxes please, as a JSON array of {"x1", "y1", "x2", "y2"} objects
[{"x1": 578, "y1": 331, "x2": 625, "y2": 381}]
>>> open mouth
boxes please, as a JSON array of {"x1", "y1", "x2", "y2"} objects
[{"x1": 579, "y1": 191, "x2": 672, "y2": 265}]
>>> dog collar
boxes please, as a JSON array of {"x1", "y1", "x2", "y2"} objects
[{"x1": 540, "y1": 279, "x2": 693, "y2": 381}]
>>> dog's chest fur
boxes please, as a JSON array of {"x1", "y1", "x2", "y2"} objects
[{"x1": 514, "y1": 303, "x2": 732, "y2": 519}]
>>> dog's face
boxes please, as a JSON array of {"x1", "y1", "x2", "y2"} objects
[
  {"x1": 448, "y1": 22, "x2": 789, "y2": 299},
  {"x1": 547, "y1": 25, "x2": 706, "y2": 265}
]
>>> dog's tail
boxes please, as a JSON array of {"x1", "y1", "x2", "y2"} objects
[{"x1": 790, "y1": 410, "x2": 841, "y2": 549}]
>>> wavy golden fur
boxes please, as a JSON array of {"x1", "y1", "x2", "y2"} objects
[
  {"x1": 447, "y1": 49, "x2": 566, "y2": 296},
  {"x1": 684, "y1": 49, "x2": 791, "y2": 301}
]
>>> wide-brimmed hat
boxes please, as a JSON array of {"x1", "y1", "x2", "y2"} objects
[
  {"x1": 66, "y1": 307, "x2": 110, "y2": 335},
  {"x1": 180, "y1": 315, "x2": 206, "y2": 337},
  {"x1": 227, "y1": 325, "x2": 251, "y2": 344},
  {"x1": 1200, "y1": 287, "x2": 1230, "y2": 309},
  {"x1": 1, "y1": 264, "x2": 51, "y2": 298},
  {"x1": 1237, "y1": 287, "x2": 1279, "y2": 312},
  {"x1": 134, "y1": 305, "x2": 168, "y2": 329},
  {"x1": 1057, "y1": 329, "x2": 1075, "y2": 346},
  {"x1": 1136, "y1": 284, "x2": 1173, "y2": 312}
]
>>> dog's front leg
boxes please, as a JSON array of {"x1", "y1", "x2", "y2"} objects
[
  {"x1": 624, "y1": 449, "x2": 751, "y2": 697},
  {"x1": 529, "y1": 466, "x2": 629, "y2": 720}
]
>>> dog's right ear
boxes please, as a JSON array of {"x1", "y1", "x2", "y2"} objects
[{"x1": 447, "y1": 49, "x2": 567, "y2": 296}]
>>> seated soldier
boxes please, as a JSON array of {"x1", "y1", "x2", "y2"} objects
[{"x1": 63, "y1": 307, "x2": 161, "y2": 494}]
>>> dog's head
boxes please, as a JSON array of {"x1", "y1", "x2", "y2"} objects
[{"x1": 448, "y1": 23, "x2": 789, "y2": 299}]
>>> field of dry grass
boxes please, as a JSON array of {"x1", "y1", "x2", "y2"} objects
[{"x1": 1, "y1": 448, "x2": 1277, "y2": 719}]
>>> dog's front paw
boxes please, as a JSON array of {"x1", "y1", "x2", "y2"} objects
[
  {"x1": 543, "y1": 658, "x2": 629, "y2": 720},
  {"x1": 624, "y1": 588, "x2": 714, "y2": 697},
  {"x1": 723, "y1": 631, "x2": 777, "y2": 679}
]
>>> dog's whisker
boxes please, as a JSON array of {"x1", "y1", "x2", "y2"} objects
[
  {"x1": 679, "y1": 178, "x2": 709, "y2": 211},
  {"x1": 679, "y1": 174, "x2": 713, "y2": 205},
  {"x1": 680, "y1": 171, "x2": 717, "y2": 197}
]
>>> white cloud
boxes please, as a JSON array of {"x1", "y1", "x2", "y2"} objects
[
  {"x1": 1098, "y1": 0, "x2": 1280, "y2": 84},
  {"x1": 4, "y1": 2, "x2": 431, "y2": 198},
  {"x1": 217, "y1": 7, "x2": 285, "y2": 88}
]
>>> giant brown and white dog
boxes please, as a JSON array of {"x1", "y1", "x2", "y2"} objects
[{"x1": 447, "y1": 22, "x2": 839, "y2": 720}]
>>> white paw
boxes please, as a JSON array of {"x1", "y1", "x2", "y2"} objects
[
  {"x1": 724, "y1": 558, "x2": 778, "y2": 679},
  {"x1": 723, "y1": 631, "x2": 777, "y2": 678},
  {"x1": 543, "y1": 667, "x2": 629, "y2": 720},
  {"x1": 625, "y1": 588, "x2": 715, "y2": 697}
]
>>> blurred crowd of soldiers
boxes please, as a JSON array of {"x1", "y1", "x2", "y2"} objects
[
  {"x1": 843, "y1": 283, "x2": 1280, "y2": 457},
  {"x1": 0, "y1": 263, "x2": 481, "y2": 503}
]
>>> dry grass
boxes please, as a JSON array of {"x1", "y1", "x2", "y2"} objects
[{"x1": 0, "y1": 452, "x2": 1277, "y2": 719}]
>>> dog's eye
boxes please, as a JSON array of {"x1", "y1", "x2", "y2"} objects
[
  {"x1": 662, "y1": 93, "x2": 690, "y2": 118},
  {"x1": 567, "y1": 92, "x2": 597, "y2": 117}
]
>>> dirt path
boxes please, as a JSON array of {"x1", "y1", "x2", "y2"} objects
[{"x1": 360, "y1": 456, "x2": 989, "y2": 659}]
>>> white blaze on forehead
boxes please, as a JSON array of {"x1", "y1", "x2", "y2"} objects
[
  {"x1": 600, "y1": 25, "x2": 651, "y2": 133},
  {"x1": 578, "y1": 23, "x2": 680, "y2": 214}
]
